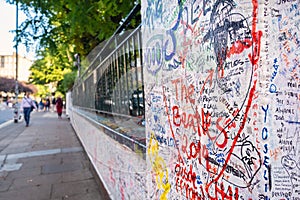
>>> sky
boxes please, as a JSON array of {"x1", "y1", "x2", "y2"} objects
[{"x1": 0, "y1": 0, "x2": 34, "y2": 58}]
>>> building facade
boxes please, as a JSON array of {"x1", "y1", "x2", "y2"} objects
[
  {"x1": 0, "y1": 52, "x2": 33, "y2": 82},
  {"x1": 0, "y1": 52, "x2": 33, "y2": 103}
]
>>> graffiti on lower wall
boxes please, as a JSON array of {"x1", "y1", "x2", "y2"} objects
[
  {"x1": 142, "y1": 0, "x2": 300, "y2": 199},
  {"x1": 70, "y1": 112, "x2": 147, "y2": 200}
]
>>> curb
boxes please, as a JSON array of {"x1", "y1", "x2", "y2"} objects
[{"x1": 0, "y1": 120, "x2": 13, "y2": 129}]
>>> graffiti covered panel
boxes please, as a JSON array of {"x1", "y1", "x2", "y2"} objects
[
  {"x1": 142, "y1": 0, "x2": 300, "y2": 199},
  {"x1": 70, "y1": 112, "x2": 147, "y2": 199}
]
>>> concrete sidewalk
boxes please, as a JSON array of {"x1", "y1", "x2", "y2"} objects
[{"x1": 0, "y1": 111, "x2": 108, "y2": 200}]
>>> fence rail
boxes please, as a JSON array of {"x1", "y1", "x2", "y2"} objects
[
  {"x1": 72, "y1": 26, "x2": 144, "y2": 119},
  {"x1": 71, "y1": 4, "x2": 145, "y2": 155}
]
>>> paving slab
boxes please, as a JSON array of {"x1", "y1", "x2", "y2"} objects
[
  {"x1": 42, "y1": 162, "x2": 83, "y2": 174},
  {"x1": 0, "y1": 111, "x2": 107, "y2": 200},
  {"x1": 10, "y1": 173, "x2": 62, "y2": 190},
  {"x1": 51, "y1": 179, "x2": 100, "y2": 199},
  {"x1": 0, "y1": 184, "x2": 51, "y2": 200},
  {"x1": 0, "y1": 177, "x2": 12, "y2": 192},
  {"x1": 61, "y1": 168, "x2": 94, "y2": 183}
]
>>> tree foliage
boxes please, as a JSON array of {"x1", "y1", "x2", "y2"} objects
[{"x1": 7, "y1": 0, "x2": 140, "y2": 94}]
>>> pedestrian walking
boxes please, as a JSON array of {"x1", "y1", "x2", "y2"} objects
[
  {"x1": 51, "y1": 96, "x2": 56, "y2": 112},
  {"x1": 45, "y1": 98, "x2": 50, "y2": 111},
  {"x1": 20, "y1": 92, "x2": 37, "y2": 127},
  {"x1": 56, "y1": 96, "x2": 63, "y2": 119},
  {"x1": 39, "y1": 99, "x2": 44, "y2": 111}
]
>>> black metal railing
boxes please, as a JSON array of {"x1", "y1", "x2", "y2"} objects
[
  {"x1": 94, "y1": 28, "x2": 144, "y2": 116},
  {"x1": 71, "y1": 3, "x2": 145, "y2": 152},
  {"x1": 72, "y1": 26, "x2": 144, "y2": 118},
  {"x1": 72, "y1": 1, "x2": 144, "y2": 117}
]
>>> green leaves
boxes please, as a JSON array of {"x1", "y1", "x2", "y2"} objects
[{"x1": 8, "y1": 0, "x2": 140, "y2": 95}]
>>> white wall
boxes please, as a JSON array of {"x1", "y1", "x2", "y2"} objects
[
  {"x1": 69, "y1": 110, "x2": 147, "y2": 200},
  {"x1": 142, "y1": 0, "x2": 300, "y2": 199},
  {"x1": 70, "y1": 1, "x2": 300, "y2": 199}
]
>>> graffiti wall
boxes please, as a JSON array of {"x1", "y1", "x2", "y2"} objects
[
  {"x1": 69, "y1": 111, "x2": 147, "y2": 199},
  {"x1": 142, "y1": 0, "x2": 300, "y2": 199}
]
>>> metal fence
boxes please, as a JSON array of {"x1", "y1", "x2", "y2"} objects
[
  {"x1": 96, "y1": 28, "x2": 144, "y2": 116},
  {"x1": 72, "y1": 26, "x2": 144, "y2": 118}
]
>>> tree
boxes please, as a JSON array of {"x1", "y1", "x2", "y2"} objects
[
  {"x1": 7, "y1": 0, "x2": 141, "y2": 94},
  {"x1": 0, "y1": 77, "x2": 37, "y2": 93}
]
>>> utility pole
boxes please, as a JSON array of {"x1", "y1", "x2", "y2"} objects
[
  {"x1": 14, "y1": 0, "x2": 19, "y2": 123},
  {"x1": 15, "y1": 0, "x2": 18, "y2": 97}
]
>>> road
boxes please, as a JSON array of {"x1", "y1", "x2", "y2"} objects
[
  {"x1": 0, "y1": 119, "x2": 25, "y2": 152},
  {"x1": 0, "y1": 105, "x2": 25, "y2": 152},
  {"x1": 0, "y1": 106, "x2": 14, "y2": 125}
]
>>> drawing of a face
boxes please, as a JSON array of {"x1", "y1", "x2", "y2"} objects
[
  {"x1": 154, "y1": 0, "x2": 261, "y2": 195},
  {"x1": 282, "y1": 155, "x2": 300, "y2": 196},
  {"x1": 198, "y1": 0, "x2": 255, "y2": 149},
  {"x1": 209, "y1": 0, "x2": 253, "y2": 107},
  {"x1": 198, "y1": 0, "x2": 260, "y2": 188},
  {"x1": 282, "y1": 155, "x2": 297, "y2": 171}
]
